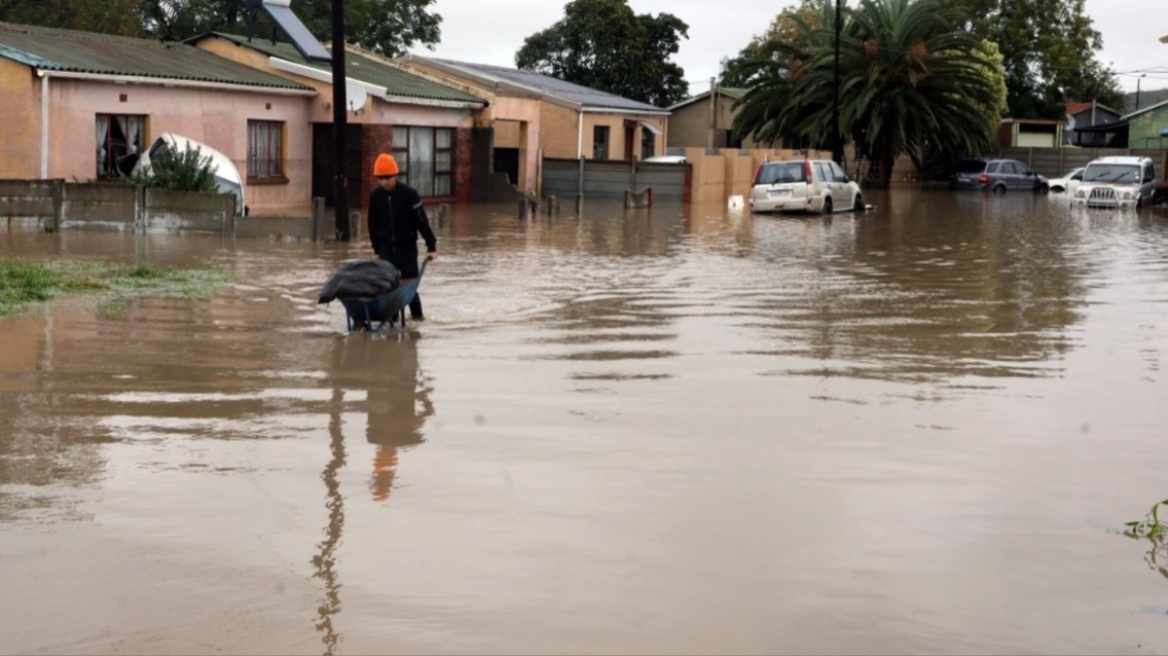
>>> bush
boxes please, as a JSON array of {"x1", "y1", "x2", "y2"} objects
[{"x1": 131, "y1": 142, "x2": 219, "y2": 194}]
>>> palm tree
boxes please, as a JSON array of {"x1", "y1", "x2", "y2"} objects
[{"x1": 731, "y1": 0, "x2": 1002, "y2": 188}]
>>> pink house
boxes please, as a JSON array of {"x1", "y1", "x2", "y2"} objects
[{"x1": 0, "y1": 21, "x2": 317, "y2": 217}]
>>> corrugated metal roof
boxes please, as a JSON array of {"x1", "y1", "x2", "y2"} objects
[
  {"x1": 206, "y1": 33, "x2": 482, "y2": 105},
  {"x1": 666, "y1": 87, "x2": 747, "y2": 111},
  {"x1": 427, "y1": 58, "x2": 667, "y2": 113},
  {"x1": 0, "y1": 22, "x2": 313, "y2": 91}
]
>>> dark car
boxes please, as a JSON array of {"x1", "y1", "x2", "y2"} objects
[{"x1": 949, "y1": 158, "x2": 1049, "y2": 193}]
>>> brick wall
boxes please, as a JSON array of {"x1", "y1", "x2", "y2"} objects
[
  {"x1": 360, "y1": 125, "x2": 395, "y2": 208},
  {"x1": 540, "y1": 103, "x2": 580, "y2": 158},
  {"x1": 454, "y1": 128, "x2": 473, "y2": 203}
]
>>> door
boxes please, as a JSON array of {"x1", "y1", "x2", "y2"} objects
[{"x1": 311, "y1": 123, "x2": 363, "y2": 209}]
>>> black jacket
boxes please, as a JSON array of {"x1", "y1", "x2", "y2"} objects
[{"x1": 367, "y1": 183, "x2": 437, "y2": 258}]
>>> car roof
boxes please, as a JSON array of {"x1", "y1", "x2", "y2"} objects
[{"x1": 1089, "y1": 156, "x2": 1150, "y2": 165}]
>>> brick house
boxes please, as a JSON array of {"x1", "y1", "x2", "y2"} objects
[
  {"x1": 396, "y1": 56, "x2": 670, "y2": 191},
  {"x1": 191, "y1": 34, "x2": 488, "y2": 206},
  {"x1": 0, "y1": 21, "x2": 317, "y2": 217}
]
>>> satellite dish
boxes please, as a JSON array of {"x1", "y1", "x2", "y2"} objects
[{"x1": 346, "y1": 79, "x2": 367, "y2": 112}]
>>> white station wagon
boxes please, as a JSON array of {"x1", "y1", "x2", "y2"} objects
[{"x1": 749, "y1": 159, "x2": 864, "y2": 214}]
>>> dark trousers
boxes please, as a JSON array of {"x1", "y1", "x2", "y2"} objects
[{"x1": 380, "y1": 248, "x2": 423, "y2": 318}]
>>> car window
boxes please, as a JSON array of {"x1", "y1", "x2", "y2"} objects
[
  {"x1": 955, "y1": 159, "x2": 986, "y2": 173},
  {"x1": 1070, "y1": 169, "x2": 1083, "y2": 180},
  {"x1": 1013, "y1": 161, "x2": 1031, "y2": 174},
  {"x1": 814, "y1": 162, "x2": 833, "y2": 182},
  {"x1": 1144, "y1": 163, "x2": 1155, "y2": 183},
  {"x1": 986, "y1": 162, "x2": 1000, "y2": 173},
  {"x1": 998, "y1": 162, "x2": 1017, "y2": 175},
  {"x1": 828, "y1": 162, "x2": 849, "y2": 182},
  {"x1": 756, "y1": 162, "x2": 806, "y2": 185},
  {"x1": 1084, "y1": 164, "x2": 1139, "y2": 183}
]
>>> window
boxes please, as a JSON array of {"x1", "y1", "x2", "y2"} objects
[
  {"x1": 593, "y1": 126, "x2": 610, "y2": 160},
  {"x1": 95, "y1": 114, "x2": 146, "y2": 178},
  {"x1": 248, "y1": 120, "x2": 285, "y2": 180},
  {"x1": 393, "y1": 126, "x2": 454, "y2": 197},
  {"x1": 641, "y1": 128, "x2": 655, "y2": 161}
]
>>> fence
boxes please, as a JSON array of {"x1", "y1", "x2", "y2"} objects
[
  {"x1": 988, "y1": 147, "x2": 1168, "y2": 179},
  {"x1": 541, "y1": 158, "x2": 688, "y2": 201},
  {"x1": 0, "y1": 179, "x2": 351, "y2": 240}
]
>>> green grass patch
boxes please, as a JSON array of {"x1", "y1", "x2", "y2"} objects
[{"x1": 0, "y1": 258, "x2": 232, "y2": 318}]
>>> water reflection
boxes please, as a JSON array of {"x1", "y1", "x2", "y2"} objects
[{"x1": 312, "y1": 332, "x2": 433, "y2": 653}]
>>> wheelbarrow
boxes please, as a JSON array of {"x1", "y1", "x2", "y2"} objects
[{"x1": 340, "y1": 259, "x2": 429, "y2": 333}]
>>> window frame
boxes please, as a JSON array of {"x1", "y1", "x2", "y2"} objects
[
  {"x1": 640, "y1": 128, "x2": 655, "y2": 161},
  {"x1": 247, "y1": 120, "x2": 286, "y2": 184},
  {"x1": 593, "y1": 126, "x2": 610, "y2": 160},
  {"x1": 392, "y1": 126, "x2": 455, "y2": 198},
  {"x1": 95, "y1": 113, "x2": 147, "y2": 179}
]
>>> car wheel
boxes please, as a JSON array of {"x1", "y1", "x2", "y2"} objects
[
  {"x1": 1051, "y1": 185, "x2": 1064, "y2": 193},
  {"x1": 821, "y1": 196, "x2": 833, "y2": 215},
  {"x1": 853, "y1": 193, "x2": 865, "y2": 212},
  {"x1": 992, "y1": 184, "x2": 1007, "y2": 194}
]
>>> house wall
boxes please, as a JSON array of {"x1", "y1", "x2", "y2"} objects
[
  {"x1": 540, "y1": 103, "x2": 580, "y2": 158},
  {"x1": 668, "y1": 101, "x2": 710, "y2": 149},
  {"x1": 30, "y1": 76, "x2": 313, "y2": 217},
  {"x1": 0, "y1": 57, "x2": 42, "y2": 179},
  {"x1": 581, "y1": 114, "x2": 666, "y2": 160},
  {"x1": 1128, "y1": 106, "x2": 1168, "y2": 149}
]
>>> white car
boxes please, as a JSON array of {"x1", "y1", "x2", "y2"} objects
[
  {"x1": 1047, "y1": 167, "x2": 1084, "y2": 194},
  {"x1": 749, "y1": 159, "x2": 864, "y2": 214},
  {"x1": 1073, "y1": 156, "x2": 1157, "y2": 209},
  {"x1": 130, "y1": 133, "x2": 247, "y2": 216}
]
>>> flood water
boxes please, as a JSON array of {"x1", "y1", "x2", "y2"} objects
[{"x1": 2, "y1": 189, "x2": 1167, "y2": 655}]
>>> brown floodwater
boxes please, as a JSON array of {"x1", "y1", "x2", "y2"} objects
[{"x1": 2, "y1": 190, "x2": 1167, "y2": 655}]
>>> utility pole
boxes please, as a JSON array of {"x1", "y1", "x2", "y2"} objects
[
  {"x1": 1136, "y1": 73, "x2": 1147, "y2": 111},
  {"x1": 331, "y1": 0, "x2": 350, "y2": 241},
  {"x1": 831, "y1": 0, "x2": 843, "y2": 164}
]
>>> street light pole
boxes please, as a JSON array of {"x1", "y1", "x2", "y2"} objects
[
  {"x1": 832, "y1": 0, "x2": 843, "y2": 164},
  {"x1": 1136, "y1": 73, "x2": 1146, "y2": 111},
  {"x1": 331, "y1": 0, "x2": 350, "y2": 241}
]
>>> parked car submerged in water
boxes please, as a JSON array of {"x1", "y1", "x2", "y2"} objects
[
  {"x1": 1047, "y1": 167, "x2": 1084, "y2": 194},
  {"x1": 949, "y1": 158, "x2": 1049, "y2": 193},
  {"x1": 1073, "y1": 156, "x2": 1157, "y2": 209},
  {"x1": 748, "y1": 159, "x2": 864, "y2": 214}
]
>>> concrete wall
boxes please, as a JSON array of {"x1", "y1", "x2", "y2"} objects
[
  {"x1": 542, "y1": 158, "x2": 686, "y2": 200},
  {"x1": 684, "y1": 147, "x2": 831, "y2": 203},
  {"x1": 2, "y1": 179, "x2": 234, "y2": 234}
]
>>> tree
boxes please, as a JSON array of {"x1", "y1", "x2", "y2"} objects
[
  {"x1": 515, "y1": 0, "x2": 689, "y2": 107},
  {"x1": 730, "y1": 0, "x2": 1004, "y2": 188},
  {"x1": 137, "y1": 0, "x2": 441, "y2": 55},
  {"x1": 718, "y1": 0, "x2": 821, "y2": 88},
  {"x1": 947, "y1": 0, "x2": 1123, "y2": 117},
  {"x1": 0, "y1": 0, "x2": 142, "y2": 36}
]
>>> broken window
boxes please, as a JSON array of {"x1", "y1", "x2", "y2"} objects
[{"x1": 95, "y1": 114, "x2": 146, "y2": 179}]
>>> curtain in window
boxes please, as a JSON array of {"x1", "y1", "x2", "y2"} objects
[
  {"x1": 410, "y1": 127, "x2": 435, "y2": 197},
  {"x1": 95, "y1": 115, "x2": 110, "y2": 176},
  {"x1": 117, "y1": 116, "x2": 144, "y2": 155}
]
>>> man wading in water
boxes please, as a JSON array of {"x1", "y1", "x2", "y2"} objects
[{"x1": 367, "y1": 153, "x2": 438, "y2": 320}]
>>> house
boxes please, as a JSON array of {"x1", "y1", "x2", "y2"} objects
[
  {"x1": 1064, "y1": 102, "x2": 1125, "y2": 147},
  {"x1": 1120, "y1": 98, "x2": 1168, "y2": 150},
  {"x1": 998, "y1": 118, "x2": 1063, "y2": 148},
  {"x1": 0, "y1": 21, "x2": 317, "y2": 217},
  {"x1": 667, "y1": 86, "x2": 747, "y2": 148},
  {"x1": 190, "y1": 33, "x2": 489, "y2": 205},
  {"x1": 396, "y1": 56, "x2": 670, "y2": 191}
]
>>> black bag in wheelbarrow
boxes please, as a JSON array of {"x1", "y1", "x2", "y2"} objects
[{"x1": 317, "y1": 259, "x2": 401, "y2": 304}]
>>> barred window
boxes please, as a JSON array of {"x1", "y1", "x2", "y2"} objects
[{"x1": 248, "y1": 120, "x2": 284, "y2": 179}]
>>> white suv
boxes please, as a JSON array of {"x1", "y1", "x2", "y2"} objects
[
  {"x1": 749, "y1": 159, "x2": 864, "y2": 214},
  {"x1": 1073, "y1": 156, "x2": 1157, "y2": 209}
]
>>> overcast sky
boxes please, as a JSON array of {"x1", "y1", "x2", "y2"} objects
[{"x1": 408, "y1": 0, "x2": 1168, "y2": 97}]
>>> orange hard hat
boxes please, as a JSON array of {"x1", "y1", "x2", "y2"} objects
[{"x1": 373, "y1": 153, "x2": 399, "y2": 177}]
